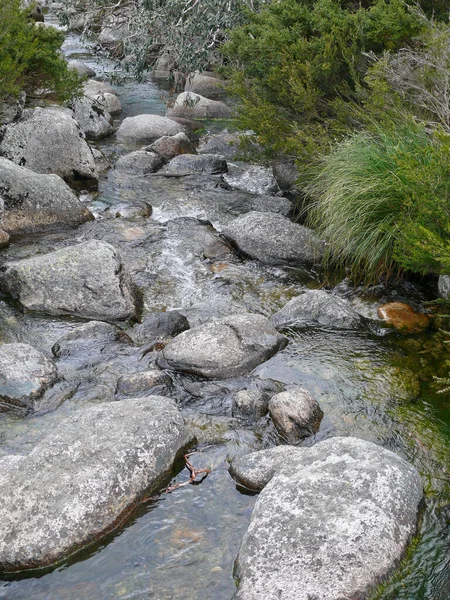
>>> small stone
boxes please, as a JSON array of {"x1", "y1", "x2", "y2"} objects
[
  {"x1": 377, "y1": 302, "x2": 429, "y2": 333},
  {"x1": 161, "y1": 154, "x2": 227, "y2": 175},
  {"x1": 268, "y1": 388, "x2": 323, "y2": 443},
  {"x1": 232, "y1": 390, "x2": 270, "y2": 419},
  {"x1": 116, "y1": 370, "x2": 172, "y2": 396}
]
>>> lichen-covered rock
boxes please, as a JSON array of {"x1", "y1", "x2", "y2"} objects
[
  {"x1": 268, "y1": 388, "x2": 323, "y2": 443},
  {"x1": 115, "y1": 150, "x2": 163, "y2": 175},
  {"x1": 0, "y1": 396, "x2": 192, "y2": 571},
  {"x1": 1, "y1": 240, "x2": 138, "y2": 321},
  {"x1": 223, "y1": 211, "x2": 324, "y2": 267},
  {"x1": 161, "y1": 153, "x2": 227, "y2": 175},
  {"x1": 0, "y1": 157, "x2": 93, "y2": 235},
  {"x1": 144, "y1": 132, "x2": 196, "y2": 162},
  {"x1": 234, "y1": 437, "x2": 423, "y2": 600},
  {"x1": 272, "y1": 289, "x2": 363, "y2": 330},
  {"x1": 0, "y1": 107, "x2": 98, "y2": 188},
  {"x1": 72, "y1": 97, "x2": 113, "y2": 140},
  {"x1": 0, "y1": 343, "x2": 58, "y2": 410},
  {"x1": 116, "y1": 115, "x2": 184, "y2": 145},
  {"x1": 232, "y1": 390, "x2": 270, "y2": 419},
  {"x1": 167, "y1": 92, "x2": 232, "y2": 119},
  {"x1": 159, "y1": 314, "x2": 287, "y2": 379}
]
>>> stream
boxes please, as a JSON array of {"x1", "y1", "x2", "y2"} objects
[{"x1": 0, "y1": 15, "x2": 449, "y2": 600}]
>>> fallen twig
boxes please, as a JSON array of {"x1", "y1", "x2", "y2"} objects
[{"x1": 165, "y1": 453, "x2": 211, "y2": 492}]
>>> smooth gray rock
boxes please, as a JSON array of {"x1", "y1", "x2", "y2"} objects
[
  {"x1": 438, "y1": 275, "x2": 450, "y2": 299},
  {"x1": 72, "y1": 97, "x2": 113, "y2": 140},
  {"x1": 229, "y1": 446, "x2": 296, "y2": 491},
  {"x1": 144, "y1": 132, "x2": 196, "y2": 162},
  {"x1": 116, "y1": 115, "x2": 184, "y2": 145},
  {"x1": 223, "y1": 211, "x2": 324, "y2": 267},
  {"x1": 0, "y1": 343, "x2": 58, "y2": 410},
  {"x1": 68, "y1": 60, "x2": 95, "y2": 78},
  {"x1": 232, "y1": 390, "x2": 269, "y2": 419},
  {"x1": 0, "y1": 107, "x2": 98, "y2": 188},
  {"x1": 115, "y1": 150, "x2": 163, "y2": 175},
  {"x1": 272, "y1": 289, "x2": 363, "y2": 330},
  {"x1": 131, "y1": 311, "x2": 190, "y2": 345},
  {"x1": 1, "y1": 240, "x2": 138, "y2": 321},
  {"x1": 185, "y1": 73, "x2": 226, "y2": 99},
  {"x1": 161, "y1": 153, "x2": 227, "y2": 175},
  {"x1": 268, "y1": 388, "x2": 323, "y2": 443},
  {"x1": 234, "y1": 437, "x2": 423, "y2": 600},
  {"x1": 0, "y1": 396, "x2": 192, "y2": 571},
  {"x1": 83, "y1": 80, "x2": 117, "y2": 98},
  {"x1": 167, "y1": 92, "x2": 232, "y2": 119},
  {"x1": 116, "y1": 370, "x2": 172, "y2": 396},
  {"x1": 159, "y1": 314, "x2": 287, "y2": 379},
  {"x1": 272, "y1": 159, "x2": 300, "y2": 192},
  {"x1": 0, "y1": 157, "x2": 93, "y2": 235}
]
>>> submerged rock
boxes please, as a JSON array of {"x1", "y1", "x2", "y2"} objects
[
  {"x1": 0, "y1": 343, "x2": 58, "y2": 411},
  {"x1": 268, "y1": 388, "x2": 323, "y2": 443},
  {"x1": 234, "y1": 437, "x2": 423, "y2": 600},
  {"x1": 52, "y1": 321, "x2": 131, "y2": 357},
  {"x1": 0, "y1": 107, "x2": 98, "y2": 188},
  {"x1": 377, "y1": 302, "x2": 430, "y2": 334},
  {"x1": 167, "y1": 92, "x2": 232, "y2": 119},
  {"x1": 272, "y1": 289, "x2": 363, "y2": 330},
  {"x1": 223, "y1": 211, "x2": 323, "y2": 267},
  {"x1": 116, "y1": 115, "x2": 184, "y2": 145},
  {"x1": 1, "y1": 240, "x2": 138, "y2": 321},
  {"x1": 0, "y1": 396, "x2": 192, "y2": 571},
  {"x1": 0, "y1": 157, "x2": 93, "y2": 235},
  {"x1": 161, "y1": 153, "x2": 228, "y2": 175},
  {"x1": 159, "y1": 314, "x2": 287, "y2": 379}
]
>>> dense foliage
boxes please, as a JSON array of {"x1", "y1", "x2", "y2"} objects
[{"x1": 0, "y1": 0, "x2": 81, "y2": 106}]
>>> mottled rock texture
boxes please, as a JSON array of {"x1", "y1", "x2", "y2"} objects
[
  {"x1": 234, "y1": 437, "x2": 423, "y2": 600},
  {"x1": 72, "y1": 97, "x2": 113, "y2": 140},
  {"x1": 159, "y1": 314, "x2": 287, "y2": 379},
  {"x1": 145, "y1": 132, "x2": 196, "y2": 162},
  {"x1": 116, "y1": 115, "x2": 183, "y2": 145},
  {"x1": 268, "y1": 388, "x2": 323, "y2": 443},
  {"x1": 0, "y1": 157, "x2": 93, "y2": 235},
  {"x1": 223, "y1": 211, "x2": 323, "y2": 267},
  {"x1": 1, "y1": 240, "x2": 137, "y2": 321},
  {"x1": 161, "y1": 153, "x2": 227, "y2": 175},
  {"x1": 0, "y1": 396, "x2": 192, "y2": 571},
  {"x1": 115, "y1": 150, "x2": 163, "y2": 175}
]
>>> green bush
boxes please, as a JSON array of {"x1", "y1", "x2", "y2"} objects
[
  {"x1": 306, "y1": 120, "x2": 450, "y2": 282},
  {"x1": 0, "y1": 0, "x2": 81, "y2": 107},
  {"x1": 222, "y1": 0, "x2": 426, "y2": 159}
]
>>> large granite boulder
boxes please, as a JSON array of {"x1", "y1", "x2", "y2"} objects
[
  {"x1": 161, "y1": 153, "x2": 227, "y2": 175},
  {"x1": 0, "y1": 396, "x2": 192, "y2": 571},
  {"x1": 0, "y1": 157, "x2": 93, "y2": 235},
  {"x1": 0, "y1": 107, "x2": 98, "y2": 188},
  {"x1": 223, "y1": 211, "x2": 324, "y2": 267},
  {"x1": 1, "y1": 240, "x2": 138, "y2": 321},
  {"x1": 115, "y1": 150, "x2": 163, "y2": 175},
  {"x1": 167, "y1": 92, "x2": 232, "y2": 119},
  {"x1": 185, "y1": 72, "x2": 226, "y2": 99},
  {"x1": 116, "y1": 115, "x2": 184, "y2": 145},
  {"x1": 159, "y1": 314, "x2": 287, "y2": 379},
  {"x1": 268, "y1": 388, "x2": 323, "y2": 443},
  {"x1": 234, "y1": 437, "x2": 423, "y2": 600},
  {"x1": 71, "y1": 97, "x2": 114, "y2": 140},
  {"x1": 272, "y1": 289, "x2": 363, "y2": 330},
  {"x1": 0, "y1": 343, "x2": 58, "y2": 411}
]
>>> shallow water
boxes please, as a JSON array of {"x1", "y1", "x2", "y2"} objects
[{"x1": 0, "y1": 15, "x2": 449, "y2": 600}]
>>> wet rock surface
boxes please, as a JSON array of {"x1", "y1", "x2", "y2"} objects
[
  {"x1": 268, "y1": 388, "x2": 323, "y2": 443},
  {"x1": 161, "y1": 153, "x2": 228, "y2": 175},
  {"x1": 0, "y1": 157, "x2": 93, "y2": 235},
  {"x1": 234, "y1": 437, "x2": 423, "y2": 600},
  {"x1": 116, "y1": 370, "x2": 172, "y2": 397},
  {"x1": 223, "y1": 211, "x2": 324, "y2": 266},
  {"x1": 130, "y1": 311, "x2": 190, "y2": 345},
  {"x1": 272, "y1": 289, "x2": 364, "y2": 330},
  {"x1": 0, "y1": 107, "x2": 98, "y2": 188},
  {"x1": 0, "y1": 343, "x2": 58, "y2": 411},
  {"x1": 232, "y1": 390, "x2": 270, "y2": 419},
  {"x1": 1, "y1": 240, "x2": 138, "y2": 321},
  {"x1": 377, "y1": 302, "x2": 430, "y2": 333},
  {"x1": 0, "y1": 396, "x2": 192, "y2": 572},
  {"x1": 159, "y1": 314, "x2": 288, "y2": 379}
]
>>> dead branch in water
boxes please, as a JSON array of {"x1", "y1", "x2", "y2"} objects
[{"x1": 165, "y1": 453, "x2": 211, "y2": 492}]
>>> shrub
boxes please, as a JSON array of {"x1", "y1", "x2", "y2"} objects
[
  {"x1": 0, "y1": 0, "x2": 81, "y2": 106},
  {"x1": 306, "y1": 120, "x2": 450, "y2": 282}
]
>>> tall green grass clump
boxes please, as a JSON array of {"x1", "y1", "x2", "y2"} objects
[{"x1": 306, "y1": 120, "x2": 450, "y2": 283}]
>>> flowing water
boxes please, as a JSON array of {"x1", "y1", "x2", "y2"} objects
[{"x1": 0, "y1": 16, "x2": 449, "y2": 600}]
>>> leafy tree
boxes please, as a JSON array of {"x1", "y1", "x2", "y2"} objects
[{"x1": 0, "y1": 0, "x2": 81, "y2": 107}]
